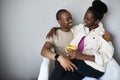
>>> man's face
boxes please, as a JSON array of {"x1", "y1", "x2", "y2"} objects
[{"x1": 58, "y1": 12, "x2": 73, "y2": 29}]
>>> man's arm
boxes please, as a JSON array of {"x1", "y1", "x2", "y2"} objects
[
  {"x1": 41, "y1": 41, "x2": 78, "y2": 72},
  {"x1": 41, "y1": 41, "x2": 56, "y2": 60}
]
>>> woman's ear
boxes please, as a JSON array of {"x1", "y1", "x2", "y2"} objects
[{"x1": 95, "y1": 19, "x2": 100, "y2": 25}]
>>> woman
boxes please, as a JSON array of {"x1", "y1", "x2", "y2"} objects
[{"x1": 65, "y1": 0, "x2": 114, "y2": 79}]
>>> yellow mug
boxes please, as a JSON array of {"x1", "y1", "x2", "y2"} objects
[{"x1": 65, "y1": 45, "x2": 77, "y2": 53}]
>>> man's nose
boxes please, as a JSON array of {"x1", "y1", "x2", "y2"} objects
[{"x1": 69, "y1": 19, "x2": 72, "y2": 23}]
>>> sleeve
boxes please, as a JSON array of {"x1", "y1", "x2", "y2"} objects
[
  {"x1": 94, "y1": 37, "x2": 114, "y2": 66},
  {"x1": 71, "y1": 24, "x2": 83, "y2": 36},
  {"x1": 70, "y1": 24, "x2": 85, "y2": 47},
  {"x1": 46, "y1": 36, "x2": 54, "y2": 44}
]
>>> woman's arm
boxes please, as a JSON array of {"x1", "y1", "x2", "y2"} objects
[
  {"x1": 68, "y1": 36, "x2": 114, "y2": 66},
  {"x1": 68, "y1": 50, "x2": 95, "y2": 62},
  {"x1": 76, "y1": 53, "x2": 95, "y2": 62},
  {"x1": 46, "y1": 27, "x2": 60, "y2": 38},
  {"x1": 95, "y1": 37, "x2": 114, "y2": 65}
]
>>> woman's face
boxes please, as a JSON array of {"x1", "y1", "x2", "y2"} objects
[
  {"x1": 84, "y1": 10, "x2": 98, "y2": 29},
  {"x1": 58, "y1": 11, "x2": 73, "y2": 29}
]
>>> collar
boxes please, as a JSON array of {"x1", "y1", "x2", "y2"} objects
[{"x1": 84, "y1": 22, "x2": 105, "y2": 34}]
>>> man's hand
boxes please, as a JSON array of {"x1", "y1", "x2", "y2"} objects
[
  {"x1": 57, "y1": 55, "x2": 78, "y2": 72},
  {"x1": 103, "y1": 32, "x2": 112, "y2": 42}
]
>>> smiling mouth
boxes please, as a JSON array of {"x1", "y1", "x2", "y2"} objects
[{"x1": 69, "y1": 23, "x2": 73, "y2": 26}]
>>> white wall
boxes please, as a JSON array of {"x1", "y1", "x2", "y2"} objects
[{"x1": 1, "y1": 0, "x2": 120, "y2": 79}]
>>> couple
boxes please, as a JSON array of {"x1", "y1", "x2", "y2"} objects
[{"x1": 41, "y1": 0, "x2": 114, "y2": 80}]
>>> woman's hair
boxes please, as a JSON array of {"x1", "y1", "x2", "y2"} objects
[
  {"x1": 88, "y1": 0, "x2": 108, "y2": 20},
  {"x1": 56, "y1": 9, "x2": 69, "y2": 20}
]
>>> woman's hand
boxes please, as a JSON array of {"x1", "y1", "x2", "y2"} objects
[
  {"x1": 102, "y1": 32, "x2": 112, "y2": 42},
  {"x1": 57, "y1": 55, "x2": 78, "y2": 72},
  {"x1": 67, "y1": 49, "x2": 82, "y2": 59},
  {"x1": 46, "y1": 27, "x2": 60, "y2": 38}
]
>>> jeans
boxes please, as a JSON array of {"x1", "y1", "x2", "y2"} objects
[{"x1": 49, "y1": 59, "x2": 104, "y2": 80}]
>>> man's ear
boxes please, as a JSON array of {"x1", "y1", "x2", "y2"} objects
[{"x1": 57, "y1": 20, "x2": 61, "y2": 25}]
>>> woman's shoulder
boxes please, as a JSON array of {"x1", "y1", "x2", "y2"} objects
[
  {"x1": 74, "y1": 23, "x2": 83, "y2": 27},
  {"x1": 71, "y1": 23, "x2": 84, "y2": 33}
]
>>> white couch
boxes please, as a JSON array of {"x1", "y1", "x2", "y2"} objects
[{"x1": 38, "y1": 57, "x2": 120, "y2": 80}]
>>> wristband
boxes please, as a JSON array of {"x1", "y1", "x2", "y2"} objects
[{"x1": 55, "y1": 54, "x2": 60, "y2": 61}]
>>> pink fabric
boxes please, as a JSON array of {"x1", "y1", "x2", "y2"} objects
[{"x1": 78, "y1": 36, "x2": 85, "y2": 52}]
